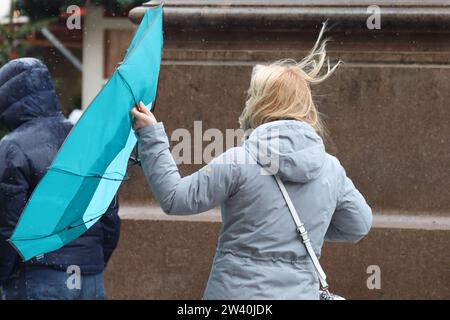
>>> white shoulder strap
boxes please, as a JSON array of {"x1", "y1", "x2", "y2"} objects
[{"x1": 274, "y1": 175, "x2": 329, "y2": 290}]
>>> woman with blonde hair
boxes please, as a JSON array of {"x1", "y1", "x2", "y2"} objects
[{"x1": 131, "y1": 25, "x2": 372, "y2": 300}]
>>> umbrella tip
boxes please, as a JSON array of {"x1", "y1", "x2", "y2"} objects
[
  {"x1": 129, "y1": 0, "x2": 163, "y2": 24},
  {"x1": 142, "y1": 1, "x2": 163, "y2": 7}
]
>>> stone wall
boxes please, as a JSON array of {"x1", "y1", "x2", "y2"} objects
[
  {"x1": 105, "y1": 1, "x2": 450, "y2": 299},
  {"x1": 105, "y1": 209, "x2": 450, "y2": 299}
]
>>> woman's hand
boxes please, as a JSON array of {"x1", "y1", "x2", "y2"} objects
[{"x1": 131, "y1": 101, "x2": 157, "y2": 131}]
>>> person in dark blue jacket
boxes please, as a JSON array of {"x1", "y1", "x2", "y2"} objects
[{"x1": 0, "y1": 58, "x2": 121, "y2": 300}]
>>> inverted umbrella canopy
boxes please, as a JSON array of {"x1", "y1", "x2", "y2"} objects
[{"x1": 9, "y1": 5, "x2": 164, "y2": 261}]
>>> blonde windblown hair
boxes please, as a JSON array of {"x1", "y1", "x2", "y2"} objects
[{"x1": 239, "y1": 23, "x2": 341, "y2": 136}]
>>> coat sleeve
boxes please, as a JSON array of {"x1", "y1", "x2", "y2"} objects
[
  {"x1": 100, "y1": 195, "x2": 121, "y2": 266},
  {"x1": 136, "y1": 123, "x2": 241, "y2": 215},
  {"x1": 325, "y1": 164, "x2": 373, "y2": 243},
  {"x1": 0, "y1": 140, "x2": 30, "y2": 282}
]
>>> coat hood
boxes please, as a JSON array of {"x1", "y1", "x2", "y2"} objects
[
  {"x1": 243, "y1": 120, "x2": 326, "y2": 183},
  {"x1": 0, "y1": 58, "x2": 62, "y2": 131}
]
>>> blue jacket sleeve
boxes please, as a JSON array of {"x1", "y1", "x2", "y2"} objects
[
  {"x1": 136, "y1": 123, "x2": 241, "y2": 215},
  {"x1": 100, "y1": 195, "x2": 121, "y2": 266},
  {"x1": 325, "y1": 164, "x2": 373, "y2": 243},
  {"x1": 0, "y1": 140, "x2": 30, "y2": 283}
]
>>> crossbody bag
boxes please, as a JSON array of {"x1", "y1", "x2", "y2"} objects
[{"x1": 273, "y1": 175, "x2": 345, "y2": 300}]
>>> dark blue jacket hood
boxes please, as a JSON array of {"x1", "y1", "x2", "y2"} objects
[{"x1": 0, "y1": 58, "x2": 62, "y2": 131}]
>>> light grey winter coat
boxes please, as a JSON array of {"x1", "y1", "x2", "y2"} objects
[{"x1": 136, "y1": 120, "x2": 372, "y2": 300}]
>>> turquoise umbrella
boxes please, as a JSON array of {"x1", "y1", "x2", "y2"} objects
[{"x1": 9, "y1": 5, "x2": 164, "y2": 261}]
